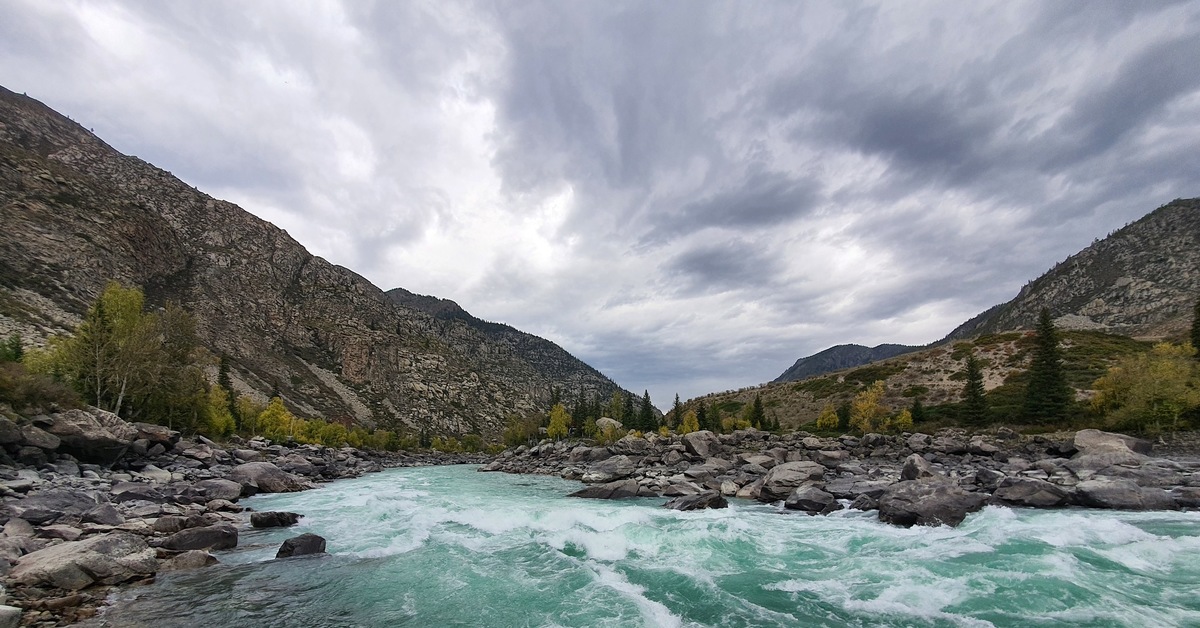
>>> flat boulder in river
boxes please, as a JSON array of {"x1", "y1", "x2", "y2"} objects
[
  {"x1": 10, "y1": 531, "x2": 157, "y2": 590},
  {"x1": 227, "y1": 462, "x2": 311, "y2": 495},
  {"x1": 759, "y1": 461, "x2": 827, "y2": 502},
  {"x1": 663, "y1": 490, "x2": 727, "y2": 511},
  {"x1": 276, "y1": 533, "x2": 326, "y2": 558},
  {"x1": 251, "y1": 511, "x2": 303, "y2": 528},
  {"x1": 878, "y1": 479, "x2": 987, "y2": 527},
  {"x1": 570, "y1": 479, "x2": 642, "y2": 499},
  {"x1": 159, "y1": 523, "x2": 239, "y2": 551},
  {"x1": 580, "y1": 455, "x2": 636, "y2": 483}
]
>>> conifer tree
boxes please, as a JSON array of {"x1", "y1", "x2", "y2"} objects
[
  {"x1": 1023, "y1": 309, "x2": 1072, "y2": 422},
  {"x1": 747, "y1": 394, "x2": 766, "y2": 429},
  {"x1": 623, "y1": 392, "x2": 636, "y2": 427},
  {"x1": 670, "y1": 393, "x2": 683, "y2": 429},
  {"x1": 696, "y1": 401, "x2": 709, "y2": 432},
  {"x1": 962, "y1": 353, "x2": 988, "y2": 424},
  {"x1": 1191, "y1": 295, "x2": 1200, "y2": 361},
  {"x1": 910, "y1": 397, "x2": 926, "y2": 424},
  {"x1": 639, "y1": 390, "x2": 655, "y2": 431}
]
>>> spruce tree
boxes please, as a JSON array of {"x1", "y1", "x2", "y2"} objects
[
  {"x1": 1191, "y1": 295, "x2": 1200, "y2": 360},
  {"x1": 696, "y1": 401, "x2": 709, "y2": 432},
  {"x1": 623, "y1": 392, "x2": 636, "y2": 428},
  {"x1": 910, "y1": 397, "x2": 926, "y2": 424},
  {"x1": 1023, "y1": 309, "x2": 1072, "y2": 422},
  {"x1": 748, "y1": 394, "x2": 766, "y2": 429},
  {"x1": 671, "y1": 393, "x2": 683, "y2": 429},
  {"x1": 639, "y1": 390, "x2": 655, "y2": 431},
  {"x1": 962, "y1": 353, "x2": 988, "y2": 424}
]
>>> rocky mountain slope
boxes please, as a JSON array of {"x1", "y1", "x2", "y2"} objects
[
  {"x1": 0, "y1": 86, "x2": 630, "y2": 435},
  {"x1": 772, "y1": 343, "x2": 920, "y2": 383},
  {"x1": 946, "y1": 198, "x2": 1200, "y2": 340}
]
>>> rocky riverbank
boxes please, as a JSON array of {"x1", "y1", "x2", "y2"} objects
[
  {"x1": 0, "y1": 407, "x2": 485, "y2": 627},
  {"x1": 482, "y1": 427, "x2": 1200, "y2": 526}
]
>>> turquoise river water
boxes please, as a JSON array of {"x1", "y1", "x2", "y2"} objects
[{"x1": 92, "y1": 465, "x2": 1200, "y2": 627}]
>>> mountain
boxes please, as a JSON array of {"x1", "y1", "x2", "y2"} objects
[
  {"x1": 0, "y1": 86, "x2": 629, "y2": 434},
  {"x1": 946, "y1": 198, "x2": 1200, "y2": 340},
  {"x1": 772, "y1": 343, "x2": 919, "y2": 383}
]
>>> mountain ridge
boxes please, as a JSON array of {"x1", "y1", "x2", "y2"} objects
[{"x1": 0, "y1": 86, "x2": 630, "y2": 434}]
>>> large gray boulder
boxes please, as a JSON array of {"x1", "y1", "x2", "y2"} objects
[
  {"x1": 10, "y1": 532, "x2": 156, "y2": 590},
  {"x1": 160, "y1": 524, "x2": 238, "y2": 551},
  {"x1": 4, "y1": 488, "x2": 103, "y2": 525},
  {"x1": 1074, "y1": 429, "x2": 1152, "y2": 456},
  {"x1": 784, "y1": 485, "x2": 843, "y2": 516},
  {"x1": 43, "y1": 409, "x2": 132, "y2": 466},
  {"x1": 251, "y1": 512, "x2": 303, "y2": 528},
  {"x1": 990, "y1": 477, "x2": 1070, "y2": 508},
  {"x1": 570, "y1": 479, "x2": 641, "y2": 499},
  {"x1": 19, "y1": 425, "x2": 60, "y2": 451},
  {"x1": 759, "y1": 461, "x2": 827, "y2": 502},
  {"x1": 581, "y1": 455, "x2": 636, "y2": 483},
  {"x1": 663, "y1": 491, "x2": 727, "y2": 511},
  {"x1": 681, "y1": 430, "x2": 720, "y2": 458},
  {"x1": 1075, "y1": 479, "x2": 1178, "y2": 510},
  {"x1": 878, "y1": 479, "x2": 987, "y2": 527},
  {"x1": 194, "y1": 478, "x2": 243, "y2": 502},
  {"x1": 595, "y1": 417, "x2": 623, "y2": 433},
  {"x1": 276, "y1": 533, "x2": 326, "y2": 558},
  {"x1": 900, "y1": 454, "x2": 940, "y2": 481},
  {"x1": 227, "y1": 462, "x2": 311, "y2": 495}
]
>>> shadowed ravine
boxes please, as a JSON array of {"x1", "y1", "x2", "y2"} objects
[{"x1": 87, "y1": 466, "x2": 1200, "y2": 627}]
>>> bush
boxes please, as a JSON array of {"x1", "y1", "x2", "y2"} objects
[{"x1": 0, "y1": 361, "x2": 81, "y2": 412}]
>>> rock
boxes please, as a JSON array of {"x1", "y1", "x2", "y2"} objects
[
  {"x1": 595, "y1": 417, "x2": 623, "y2": 433},
  {"x1": 735, "y1": 478, "x2": 764, "y2": 500},
  {"x1": 10, "y1": 532, "x2": 156, "y2": 590},
  {"x1": 138, "y1": 465, "x2": 172, "y2": 484},
  {"x1": 580, "y1": 455, "x2": 636, "y2": 483},
  {"x1": 0, "y1": 605, "x2": 19, "y2": 628},
  {"x1": 738, "y1": 454, "x2": 776, "y2": 469},
  {"x1": 0, "y1": 417, "x2": 21, "y2": 445},
  {"x1": 42, "y1": 409, "x2": 131, "y2": 465},
  {"x1": 81, "y1": 503, "x2": 125, "y2": 526},
  {"x1": 663, "y1": 491, "x2": 728, "y2": 511},
  {"x1": 194, "y1": 478, "x2": 243, "y2": 502},
  {"x1": 681, "y1": 431, "x2": 721, "y2": 458},
  {"x1": 990, "y1": 477, "x2": 1070, "y2": 508},
  {"x1": 19, "y1": 425, "x2": 60, "y2": 451},
  {"x1": 130, "y1": 422, "x2": 179, "y2": 447},
  {"x1": 276, "y1": 533, "x2": 326, "y2": 558},
  {"x1": 1074, "y1": 429, "x2": 1152, "y2": 456},
  {"x1": 160, "y1": 524, "x2": 238, "y2": 551},
  {"x1": 111, "y1": 483, "x2": 166, "y2": 504},
  {"x1": 232, "y1": 449, "x2": 264, "y2": 463},
  {"x1": 569, "y1": 479, "x2": 641, "y2": 499},
  {"x1": 5, "y1": 488, "x2": 101, "y2": 525},
  {"x1": 784, "y1": 485, "x2": 843, "y2": 516},
  {"x1": 227, "y1": 462, "x2": 311, "y2": 495},
  {"x1": 568, "y1": 446, "x2": 612, "y2": 464},
  {"x1": 759, "y1": 461, "x2": 827, "y2": 502},
  {"x1": 159, "y1": 550, "x2": 218, "y2": 572},
  {"x1": 900, "y1": 453, "x2": 940, "y2": 481},
  {"x1": 878, "y1": 479, "x2": 988, "y2": 527},
  {"x1": 1075, "y1": 479, "x2": 1178, "y2": 510},
  {"x1": 205, "y1": 499, "x2": 243, "y2": 513},
  {"x1": 250, "y1": 512, "x2": 303, "y2": 528},
  {"x1": 906, "y1": 433, "x2": 932, "y2": 451},
  {"x1": 609, "y1": 435, "x2": 650, "y2": 456},
  {"x1": 37, "y1": 525, "x2": 84, "y2": 542},
  {"x1": 823, "y1": 478, "x2": 893, "y2": 500},
  {"x1": 849, "y1": 494, "x2": 878, "y2": 511},
  {"x1": 2, "y1": 519, "x2": 34, "y2": 538}
]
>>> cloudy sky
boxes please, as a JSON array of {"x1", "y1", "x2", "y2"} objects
[{"x1": 3, "y1": 1, "x2": 1199, "y2": 405}]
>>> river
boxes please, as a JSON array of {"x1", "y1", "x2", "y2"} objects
[{"x1": 90, "y1": 465, "x2": 1200, "y2": 627}]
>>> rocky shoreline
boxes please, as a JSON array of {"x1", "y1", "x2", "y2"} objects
[
  {"x1": 481, "y1": 427, "x2": 1200, "y2": 526},
  {"x1": 0, "y1": 407, "x2": 485, "y2": 627}
]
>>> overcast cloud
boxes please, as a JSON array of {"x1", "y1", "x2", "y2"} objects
[{"x1": 2, "y1": 0, "x2": 1198, "y2": 406}]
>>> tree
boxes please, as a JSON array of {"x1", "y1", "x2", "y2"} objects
[
  {"x1": 1093, "y1": 342, "x2": 1200, "y2": 434},
  {"x1": 0, "y1": 334, "x2": 22, "y2": 363},
  {"x1": 678, "y1": 409, "x2": 700, "y2": 434},
  {"x1": 258, "y1": 397, "x2": 298, "y2": 441},
  {"x1": 1023, "y1": 309, "x2": 1073, "y2": 422},
  {"x1": 962, "y1": 353, "x2": 987, "y2": 424},
  {"x1": 894, "y1": 408, "x2": 914, "y2": 432},
  {"x1": 670, "y1": 393, "x2": 683, "y2": 429},
  {"x1": 745, "y1": 394, "x2": 766, "y2": 429},
  {"x1": 696, "y1": 401, "x2": 710, "y2": 432},
  {"x1": 623, "y1": 392, "x2": 635, "y2": 427},
  {"x1": 850, "y1": 381, "x2": 891, "y2": 434},
  {"x1": 204, "y1": 385, "x2": 236, "y2": 437},
  {"x1": 708, "y1": 407, "x2": 722, "y2": 433},
  {"x1": 547, "y1": 403, "x2": 570, "y2": 439},
  {"x1": 1192, "y1": 296, "x2": 1200, "y2": 361},
  {"x1": 608, "y1": 390, "x2": 625, "y2": 423},
  {"x1": 910, "y1": 397, "x2": 927, "y2": 424},
  {"x1": 815, "y1": 404, "x2": 839, "y2": 431},
  {"x1": 638, "y1": 390, "x2": 655, "y2": 431},
  {"x1": 217, "y1": 355, "x2": 237, "y2": 417}
]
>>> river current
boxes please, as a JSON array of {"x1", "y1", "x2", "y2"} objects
[{"x1": 92, "y1": 465, "x2": 1200, "y2": 627}]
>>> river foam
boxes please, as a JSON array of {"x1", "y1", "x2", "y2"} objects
[{"x1": 90, "y1": 465, "x2": 1200, "y2": 627}]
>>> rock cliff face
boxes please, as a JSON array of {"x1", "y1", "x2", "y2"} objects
[
  {"x1": 946, "y1": 198, "x2": 1200, "y2": 340},
  {"x1": 0, "y1": 86, "x2": 629, "y2": 434}
]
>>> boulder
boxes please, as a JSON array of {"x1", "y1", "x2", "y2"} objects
[
  {"x1": 569, "y1": 479, "x2": 641, "y2": 499},
  {"x1": 1075, "y1": 479, "x2": 1178, "y2": 510},
  {"x1": 1073, "y1": 429, "x2": 1152, "y2": 456},
  {"x1": 160, "y1": 524, "x2": 238, "y2": 551},
  {"x1": 595, "y1": 417, "x2": 623, "y2": 433},
  {"x1": 0, "y1": 417, "x2": 23, "y2": 445},
  {"x1": 250, "y1": 512, "x2": 303, "y2": 528},
  {"x1": 0, "y1": 605, "x2": 19, "y2": 628},
  {"x1": 878, "y1": 479, "x2": 987, "y2": 527},
  {"x1": 580, "y1": 455, "x2": 636, "y2": 484},
  {"x1": 681, "y1": 431, "x2": 720, "y2": 458},
  {"x1": 849, "y1": 493, "x2": 878, "y2": 511},
  {"x1": 784, "y1": 485, "x2": 843, "y2": 516},
  {"x1": 130, "y1": 422, "x2": 179, "y2": 447},
  {"x1": 4, "y1": 488, "x2": 102, "y2": 525},
  {"x1": 138, "y1": 465, "x2": 172, "y2": 484},
  {"x1": 227, "y1": 462, "x2": 311, "y2": 495},
  {"x1": 42, "y1": 409, "x2": 131, "y2": 465},
  {"x1": 10, "y1": 532, "x2": 156, "y2": 590},
  {"x1": 159, "y1": 550, "x2": 218, "y2": 572},
  {"x1": 900, "y1": 453, "x2": 940, "y2": 481},
  {"x1": 663, "y1": 491, "x2": 728, "y2": 511},
  {"x1": 759, "y1": 461, "x2": 827, "y2": 502},
  {"x1": 194, "y1": 478, "x2": 243, "y2": 502},
  {"x1": 276, "y1": 533, "x2": 326, "y2": 558},
  {"x1": 80, "y1": 502, "x2": 124, "y2": 526},
  {"x1": 19, "y1": 425, "x2": 60, "y2": 451},
  {"x1": 990, "y1": 477, "x2": 1070, "y2": 508},
  {"x1": 609, "y1": 435, "x2": 650, "y2": 456},
  {"x1": 111, "y1": 483, "x2": 166, "y2": 504}
]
